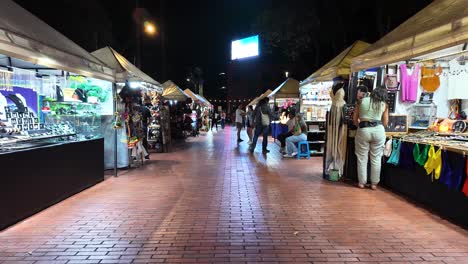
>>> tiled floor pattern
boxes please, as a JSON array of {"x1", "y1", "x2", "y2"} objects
[{"x1": 1, "y1": 126, "x2": 468, "y2": 263}]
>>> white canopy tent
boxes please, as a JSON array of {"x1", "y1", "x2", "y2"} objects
[
  {"x1": 162, "y1": 81, "x2": 190, "y2": 101},
  {"x1": 351, "y1": 0, "x2": 468, "y2": 71},
  {"x1": 268, "y1": 78, "x2": 300, "y2": 99},
  {"x1": 92, "y1": 47, "x2": 162, "y2": 93},
  {"x1": 184, "y1": 89, "x2": 210, "y2": 107},
  {"x1": 0, "y1": 0, "x2": 115, "y2": 82},
  {"x1": 248, "y1": 89, "x2": 273, "y2": 107}
]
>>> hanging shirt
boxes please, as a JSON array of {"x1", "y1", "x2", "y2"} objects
[
  {"x1": 399, "y1": 142, "x2": 415, "y2": 169},
  {"x1": 400, "y1": 64, "x2": 420, "y2": 102},
  {"x1": 387, "y1": 139, "x2": 401, "y2": 165},
  {"x1": 462, "y1": 158, "x2": 468, "y2": 196},
  {"x1": 413, "y1": 143, "x2": 430, "y2": 167},
  {"x1": 384, "y1": 139, "x2": 393, "y2": 158},
  {"x1": 448, "y1": 59, "x2": 468, "y2": 100},
  {"x1": 440, "y1": 150, "x2": 465, "y2": 190},
  {"x1": 424, "y1": 145, "x2": 442, "y2": 180}
]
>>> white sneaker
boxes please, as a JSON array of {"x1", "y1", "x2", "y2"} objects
[
  {"x1": 283, "y1": 154, "x2": 293, "y2": 158},
  {"x1": 292, "y1": 152, "x2": 298, "y2": 157}
]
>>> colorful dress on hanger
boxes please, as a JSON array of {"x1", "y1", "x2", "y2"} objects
[
  {"x1": 400, "y1": 64, "x2": 420, "y2": 102},
  {"x1": 325, "y1": 87, "x2": 347, "y2": 176}
]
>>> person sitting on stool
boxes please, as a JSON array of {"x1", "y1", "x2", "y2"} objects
[{"x1": 278, "y1": 112, "x2": 296, "y2": 154}]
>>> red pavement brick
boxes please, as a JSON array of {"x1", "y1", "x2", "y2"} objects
[{"x1": 1, "y1": 126, "x2": 468, "y2": 263}]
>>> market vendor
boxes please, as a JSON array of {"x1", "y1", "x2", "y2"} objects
[{"x1": 356, "y1": 85, "x2": 369, "y2": 104}]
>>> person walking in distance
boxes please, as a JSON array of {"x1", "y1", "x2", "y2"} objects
[
  {"x1": 235, "y1": 104, "x2": 246, "y2": 142},
  {"x1": 211, "y1": 111, "x2": 219, "y2": 131},
  {"x1": 353, "y1": 87, "x2": 389, "y2": 190},
  {"x1": 220, "y1": 111, "x2": 226, "y2": 129},
  {"x1": 249, "y1": 97, "x2": 273, "y2": 154}
]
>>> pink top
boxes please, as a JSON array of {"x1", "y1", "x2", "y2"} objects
[{"x1": 400, "y1": 64, "x2": 420, "y2": 102}]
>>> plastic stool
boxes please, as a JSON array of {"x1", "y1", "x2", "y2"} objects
[{"x1": 297, "y1": 141, "x2": 310, "y2": 160}]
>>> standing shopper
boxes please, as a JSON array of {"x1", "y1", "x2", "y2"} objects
[
  {"x1": 249, "y1": 97, "x2": 273, "y2": 154},
  {"x1": 246, "y1": 106, "x2": 255, "y2": 143},
  {"x1": 353, "y1": 87, "x2": 389, "y2": 190},
  {"x1": 235, "y1": 104, "x2": 246, "y2": 142},
  {"x1": 283, "y1": 113, "x2": 308, "y2": 158}
]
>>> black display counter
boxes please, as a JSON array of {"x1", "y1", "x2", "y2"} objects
[
  {"x1": 0, "y1": 138, "x2": 104, "y2": 230},
  {"x1": 382, "y1": 162, "x2": 468, "y2": 229},
  {"x1": 344, "y1": 137, "x2": 468, "y2": 229}
]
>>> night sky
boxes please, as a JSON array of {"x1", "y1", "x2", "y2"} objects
[{"x1": 15, "y1": 0, "x2": 432, "y2": 99}]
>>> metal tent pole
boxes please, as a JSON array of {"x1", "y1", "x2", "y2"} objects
[{"x1": 113, "y1": 83, "x2": 118, "y2": 177}]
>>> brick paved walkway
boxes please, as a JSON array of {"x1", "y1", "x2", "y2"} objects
[{"x1": 1, "y1": 127, "x2": 468, "y2": 264}]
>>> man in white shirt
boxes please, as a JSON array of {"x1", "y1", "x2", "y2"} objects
[{"x1": 235, "y1": 104, "x2": 246, "y2": 142}]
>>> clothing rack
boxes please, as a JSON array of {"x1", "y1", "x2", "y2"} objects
[{"x1": 417, "y1": 49, "x2": 468, "y2": 63}]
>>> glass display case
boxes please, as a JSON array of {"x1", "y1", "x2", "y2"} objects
[
  {"x1": 45, "y1": 101, "x2": 102, "y2": 141},
  {"x1": 0, "y1": 100, "x2": 102, "y2": 154},
  {"x1": 408, "y1": 103, "x2": 437, "y2": 130}
]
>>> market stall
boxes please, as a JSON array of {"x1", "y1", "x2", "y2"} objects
[
  {"x1": 92, "y1": 46, "x2": 164, "y2": 165},
  {"x1": 0, "y1": 0, "x2": 116, "y2": 230},
  {"x1": 162, "y1": 81, "x2": 192, "y2": 138},
  {"x1": 301, "y1": 41, "x2": 370, "y2": 165},
  {"x1": 268, "y1": 79, "x2": 300, "y2": 139},
  {"x1": 184, "y1": 88, "x2": 211, "y2": 135},
  {"x1": 348, "y1": 0, "x2": 468, "y2": 228}
]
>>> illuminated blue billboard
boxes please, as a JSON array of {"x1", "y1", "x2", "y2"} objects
[{"x1": 231, "y1": 35, "x2": 259, "y2": 60}]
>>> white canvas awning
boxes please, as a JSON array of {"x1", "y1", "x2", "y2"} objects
[
  {"x1": 197, "y1": 94, "x2": 212, "y2": 107},
  {"x1": 0, "y1": 0, "x2": 115, "y2": 82},
  {"x1": 352, "y1": 0, "x2": 468, "y2": 71},
  {"x1": 303, "y1": 40, "x2": 371, "y2": 83},
  {"x1": 268, "y1": 78, "x2": 300, "y2": 99},
  {"x1": 184, "y1": 89, "x2": 210, "y2": 107},
  {"x1": 162, "y1": 81, "x2": 190, "y2": 101},
  {"x1": 248, "y1": 89, "x2": 273, "y2": 106},
  {"x1": 92, "y1": 46, "x2": 162, "y2": 92}
]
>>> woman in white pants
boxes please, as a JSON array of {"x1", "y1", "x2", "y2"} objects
[
  {"x1": 353, "y1": 87, "x2": 389, "y2": 190},
  {"x1": 284, "y1": 113, "x2": 308, "y2": 158}
]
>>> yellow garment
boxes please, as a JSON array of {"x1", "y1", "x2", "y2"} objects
[
  {"x1": 420, "y1": 66, "x2": 442, "y2": 92},
  {"x1": 424, "y1": 145, "x2": 442, "y2": 180}
]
